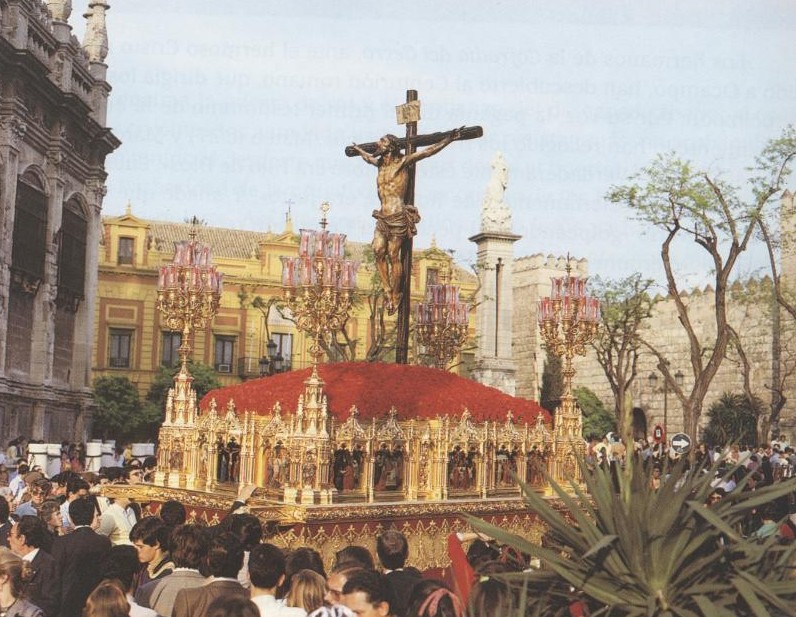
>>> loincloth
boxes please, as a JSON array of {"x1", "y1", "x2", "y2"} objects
[{"x1": 372, "y1": 205, "x2": 421, "y2": 241}]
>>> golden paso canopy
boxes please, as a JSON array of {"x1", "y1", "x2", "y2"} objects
[{"x1": 199, "y1": 361, "x2": 549, "y2": 424}]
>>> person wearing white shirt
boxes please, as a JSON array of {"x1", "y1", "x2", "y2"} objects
[
  {"x1": 5, "y1": 442, "x2": 18, "y2": 465},
  {"x1": 96, "y1": 497, "x2": 134, "y2": 546},
  {"x1": 8, "y1": 464, "x2": 28, "y2": 504}
]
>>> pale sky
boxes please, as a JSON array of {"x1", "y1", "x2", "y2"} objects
[{"x1": 89, "y1": 0, "x2": 794, "y2": 289}]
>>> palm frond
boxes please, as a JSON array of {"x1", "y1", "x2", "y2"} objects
[{"x1": 464, "y1": 456, "x2": 796, "y2": 616}]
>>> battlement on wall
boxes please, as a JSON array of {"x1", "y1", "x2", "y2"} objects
[
  {"x1": 513, "y1": 253, "x2": 588, "y2": 275},
  {"x1": 651, "y1": 275, "x2": 773, "y2": 302}
]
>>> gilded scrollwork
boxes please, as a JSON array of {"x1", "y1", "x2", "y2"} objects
[
  {"x1": 153, "y1": 329, "x2": 593, "y2": 519},
  {"x1": 106, "y1": 470, "x2": 567, "y2": 573},
  {"x1": 450, "y1": 408, "x2": 482, "y2": 443},
  {"x1": 375, "y1": 407, "x2": 404, "y2": 442},
  {"x1": 337, "y1": 406, "x2": 367, "y2": 441},
  {"x1": 260, "y1": 509, "x2": 549, "y2": 573}
]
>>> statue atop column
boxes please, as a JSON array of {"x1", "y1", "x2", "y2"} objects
[{"x1": 480, "y1": 152, "x2": 512, "y2": 233}]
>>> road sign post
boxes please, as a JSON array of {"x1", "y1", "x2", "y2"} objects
[{"x1": 670, "y1": 432, "x2": 692, "y2": 455}]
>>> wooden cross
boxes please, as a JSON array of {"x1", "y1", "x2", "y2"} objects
[{"x1": 347, "y1": 90, "x2": 482, "y2": 364}]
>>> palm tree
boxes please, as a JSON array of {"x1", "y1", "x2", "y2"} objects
[{"x1": 702, "y1": 392, "x2": 762, "y2": 447}]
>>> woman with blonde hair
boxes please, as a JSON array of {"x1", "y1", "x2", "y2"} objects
[
  {"x1": 84, "y1": 580, "x2": 129, "y2": 617},
  {"x1": 38, "y1": 501, "x2": 63, "y2": 541},
  {"x1": 0, "y1": 547, "x2": 43, "y2": 617},
  {"x1": 286, "y1": 569, "x2": 325, "y2": 615}
]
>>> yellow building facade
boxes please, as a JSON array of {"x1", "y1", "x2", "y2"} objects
[{"x1": 94, "y1": 206, "x2": 478, "y2": 398}]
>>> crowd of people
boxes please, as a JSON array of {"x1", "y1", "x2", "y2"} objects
[
  {"x1": 1, "y1": 432, "x2": 794, "y2": 617},
  {"x1": 0, "y1": 433, "x2": 527, "y2": 617},
  {"x1": 586, "y1": 436, "x2": 796, "y2": 480},
  {"x1": 585, "y1": 436, "x2": 796, "y2": 542}
]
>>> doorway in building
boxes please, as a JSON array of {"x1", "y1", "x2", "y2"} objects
[{"x1": 632, "y1": 407, "x2": 648, "y2": 440}]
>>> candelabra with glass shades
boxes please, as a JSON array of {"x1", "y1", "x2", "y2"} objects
[
  {"x1": 416, "y1": 283, "x2": 470, "y2": 369},
  {"x1": 537, "y1": 258, "x2": 600, "y2": 484},
  {"x1": 280, "y1": 202, "x2": 359, "y2": 375},
  {"x1": 154, "y1": 220, "x2": 223, "y2": 487}
]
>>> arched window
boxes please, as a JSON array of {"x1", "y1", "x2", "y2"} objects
[
  {"x1": 6, "y1": 171, "x2": 47, "y2": 373},
  {"x1": 57, "y1": 198, "x2": 88, "y2": 312},
  {"x1": 11, "y1": 171, "x2": 48, "y2": 293},
  {"x1": 632, "y1": 407, "x2": 648, "y2": 440}
]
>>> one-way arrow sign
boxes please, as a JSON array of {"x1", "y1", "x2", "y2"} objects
[{"x1": 670, "y1": 433, "x2": 692, "y2": 455}]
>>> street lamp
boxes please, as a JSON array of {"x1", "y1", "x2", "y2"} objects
[
  {"x1": 266, "y1": 339, "x2": 278, "y2": 364},
  {"x1": 259, "y1": 339, "x2": 281, "y2": 377},
  {"x1": 648, "y1": 369, "x2": 684, "y2": 437}
]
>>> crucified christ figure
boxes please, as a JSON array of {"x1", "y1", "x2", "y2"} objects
[{"x1": 350, "y1": 127, "x2": 463, "y2": 314}]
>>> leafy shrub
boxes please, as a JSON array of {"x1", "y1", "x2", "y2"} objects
[{"x1": 467, "y1": 457, "x2": 796, "y2": 616}]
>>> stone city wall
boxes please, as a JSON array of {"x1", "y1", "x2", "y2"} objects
[{"x1": 507, "y1": 250, "x2": 796, "y2": 441}]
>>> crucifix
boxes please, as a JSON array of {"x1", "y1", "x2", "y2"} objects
[{"x1": 347, "y1": 90, "x2": 483, "y2": 364}]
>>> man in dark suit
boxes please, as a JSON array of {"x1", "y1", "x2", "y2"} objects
[
  {"x1": 9, "y1": 515, "x2": 60, "y2": 617},
  {"x1": 52, "y1": 495, "x2": 111, "y2": 617},
  {"x1": 377, "y1": 530, "x2": 422, "y2": 617},
  {"x1": 172, "y1": 531, "x2": 248, "y2": 617}
]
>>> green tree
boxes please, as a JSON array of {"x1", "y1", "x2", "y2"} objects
[
  {"x1": 702, "y1": 392, "x2": 762, "y2": 448},
  {"x1": 92, "y1": 375, "x2": 158, "y2": 441},
  {"x1": 758, "y1": 175, "x2": 796, "y2": 439},
  {"x1": 540, "y1": 352, "x2": 563, "y2": 412},
  {"x1": 607, "y1": 126, "x2": 796, "y2": 442},
  {"x1": 590, "y1": 273, "x2": 656, "y2": 441},
  {"x1": 575, "y1": 386, "x2": 616, "y2": 440}
]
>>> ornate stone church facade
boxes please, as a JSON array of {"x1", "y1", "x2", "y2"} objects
[{"x1": 0, "y1": 0, "x2": 119, "y2": 440}]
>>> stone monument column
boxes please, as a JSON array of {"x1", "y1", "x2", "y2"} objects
[{"x1": 469, "y1": 152, "x2": 520, "y2": 395}]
